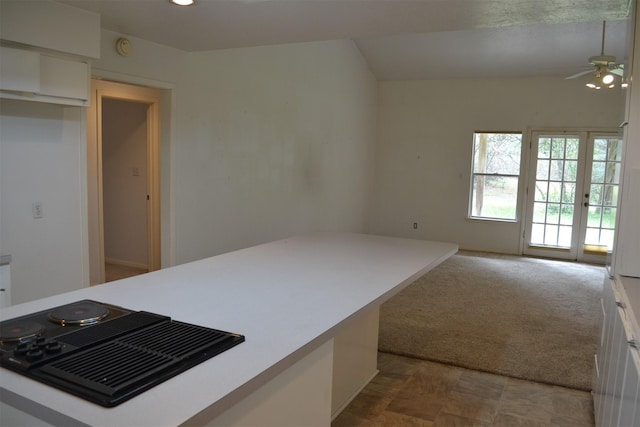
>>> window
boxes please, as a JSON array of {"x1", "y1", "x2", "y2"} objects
[{"x1": 469, "y1": 132, "x2": 523, "y2": 221}]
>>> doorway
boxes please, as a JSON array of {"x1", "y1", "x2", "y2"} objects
[
  {"x1": 522, "y1": 130, "x2": 623, "y2": 263},
  {"x1": 87, "y1": 79, "x2": 161, "y2": 285}
]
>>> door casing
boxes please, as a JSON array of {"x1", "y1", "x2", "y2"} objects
[
  {"x1": 87, "y1": 78, "x2": 161, "y2": 284},
  {"x1": 521, "y1": 128, "x2": 620, "y2": 263}
]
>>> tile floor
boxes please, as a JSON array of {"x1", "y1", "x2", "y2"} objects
[{"x1": 332, "y1": 352, "x2": 594, "y2": 427}]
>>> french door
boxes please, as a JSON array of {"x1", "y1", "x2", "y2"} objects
[{"x1": 523, "y1": 131, "x2": 623, "y2": 262}]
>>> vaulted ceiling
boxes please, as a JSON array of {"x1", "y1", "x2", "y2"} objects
[{"x1": 58, "y1": 0, "x2": 633, "y2": 80}]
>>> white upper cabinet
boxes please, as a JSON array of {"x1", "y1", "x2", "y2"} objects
[
  {"x1": 0, "y1": 47, "x2": 40, "y2": 93},
  {"x1": 0, "y1": 1, "x2": 99, "y2": 106},
  {"x1": 0, "y1": 0, "x2": 100, "y2": 59},
  {"x1": 0, "y1": 47, "x2": 91, "y2": 106}
]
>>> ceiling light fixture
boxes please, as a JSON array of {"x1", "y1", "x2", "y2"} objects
[
  {"x1": 170, "y1": 0, "x2": 195, "y2": 5},
  {"x1": 601, "y1": 73, "x2": 615, "y2": 85}
]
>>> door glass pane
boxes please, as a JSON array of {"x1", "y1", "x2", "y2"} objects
[
  {"x1": 533, "y1": 202, "x2": 547, "y2": 222},
  {"x1": 583, "y1": 137, "x2": 622, "y2": 251},
  {"x1": 562, "y1": 183, "x2": 576, "y2": 203},
  {"x1": 545, "y1": 225, "x2": 559, "y2": 245},
  {"x1": 590, "y1": 184, "x2": 603, "y2": 205},
  {"x1": 536, "y1": 160, "x2": 550, "y2": 180},
  {"x1": 535, "y1": 183, "x2": 548, "y2": 202},
  {"x1": 560, "y1": 205, "x2": 574, "y2": 225},
  {"x1": 551, "y1": 139, "x2": 565, "y2": 159},
  {"x1": 547, "y1": 204, "x2": 560, "y2": 224},
  {"x1": 593, "y1": 139, "x2": 608, "y2": 160},
  {"x1": 566, "y1": 138, "x2": 580, "y2": 159},
  {"x1": 538, "y1": 138, "x2": 551, "y2": 158},
  {"x1": 591, "y1": 161, "x2": 605, "y2": 183},
  {"x1": 559, "y1": 226, "x2": 572, "y2": 246},
  {"x1": 603, "y1": 186, "x2": 618, "y2": 206},
  {"x1": 550, "y1": 161, "x2": 564, "y2": 180},
  {"x1": 529, "y1": 135, "x2": 578, "y2": 250},
  {"x1": 564, "y1": 160, "x2": 578, "y2": 181},
  {"x1": 531, "y1": 224, "x2": 544, "y2": 244},
  {"x1": 588, "y1": 206, "x2": 602, "y2": 227},
  {"x1": 548, "y1": 182, "x2": 562, "y2": 203}
]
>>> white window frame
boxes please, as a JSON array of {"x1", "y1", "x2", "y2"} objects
[{"x1": 468, "y1": 131, "x2": 524, "y2": 222}]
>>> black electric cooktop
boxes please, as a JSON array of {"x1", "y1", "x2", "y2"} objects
[{"x1": 0, "y1": 300, "x2": 245, "y2": 407}]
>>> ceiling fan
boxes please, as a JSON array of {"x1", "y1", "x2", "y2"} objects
[{"x1": 566, "y1": 21, "x2": 624, "y2": 89}]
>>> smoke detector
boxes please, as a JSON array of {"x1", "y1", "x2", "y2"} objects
[{"x1": 116, "y1": 38, "x2": 132, "y2": 57}]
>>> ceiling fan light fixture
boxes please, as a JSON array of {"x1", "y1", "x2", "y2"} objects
[
  {"x1": 602, "y1": 73, "x2": 615, "y2": 85},
  {"x1": 586, "y1": 76, "x2": 601, "y2": 89},
  {"x1": 170, "y1": 0, "x2": 195, "y2": 5}
]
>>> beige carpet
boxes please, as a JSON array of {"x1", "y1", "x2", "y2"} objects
[{"x1": 378, "y1": 251, "x2": 604, "y2": 391}]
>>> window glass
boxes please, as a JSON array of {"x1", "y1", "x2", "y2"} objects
[{"x1": 469, "y1": 132, "x2": 523, "y2": 220}]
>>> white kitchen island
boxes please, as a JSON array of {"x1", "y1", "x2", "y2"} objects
[{"x1": 0, "y1": 232, "x2": 457, "y2": 427}]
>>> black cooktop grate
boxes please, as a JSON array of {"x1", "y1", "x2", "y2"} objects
[
  {"x1": 43, "y1": 340, "x2": 175, "y2": 396},
  {"x1": 30, "y1": 317, "x2": 245, "y2": 406},
  {"x1": 119, "y1": 321, "x2": 233, "y2": 358}
]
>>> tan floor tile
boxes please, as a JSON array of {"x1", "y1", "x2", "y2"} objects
[
  {"x1": 365, "y1": 371, "x2": 411, "y2": 397},
  {"x1": 493, "y1": 413, "x2": 550, "y2": 427},
  {"x1": 441, "y1": 390, "x2": 500, "y2": 423},
  {"x1": 386, "y1": 393, "x2": 445, "y2": 421},
  {"x1": 453, "y1": 369, "x2": 507, "y2": 400},
  {"x1": 432, "y1": 412, "x2": 491, "y2": 427},
  {"x1": 378, "y1": 352, "x2": 424, "y2": 376},
  {"x1": 398, "y1": 363, "x2": 462, "y2": 398},
  {"x1": 332, "y1": 354, "x2": 594, "y2": 427},
  {"x1": 498, "y1": 378, "x2": 554, "y2": 423},
  {"x1": 497, "y1": 400, "x2": 553, "y2": 425},
  {"x1": 550, "y1": 386, "x2": 594, "y2": 425},
  {"x1": 550, "y1": 414, "x2": 595, "y2": 427},
  {"x1": 340, "y1": 388, "x2": 394, "y2": 420},
  {"x1": 331, "y1": 410, "x2": 373, "y2": 427},
  {"x1": 378, "y1": 410, "x2": 435, "y2": 426}
]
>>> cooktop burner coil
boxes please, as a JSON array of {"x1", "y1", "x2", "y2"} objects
[{"x1": 47, "y1": 301, "x2": 111, "y2": 326}]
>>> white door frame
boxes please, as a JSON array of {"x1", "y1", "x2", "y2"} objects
[
  {"x1": 87, "y1": 78, "x2": 161, "y2": 285},
  {"x1": 521, "y1": 128, "x2": 620, "y2": 262}
]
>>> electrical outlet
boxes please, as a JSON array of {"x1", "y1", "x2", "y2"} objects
[
  {"x1": 132, "y1": 167, "x2": 140, "y2": 176},
  {"x1": 413, "y1": 222, "x2": 418, "y2": 229},
  {"x1": 32, "y1": 202, "x2": 43, "y2": 219}
]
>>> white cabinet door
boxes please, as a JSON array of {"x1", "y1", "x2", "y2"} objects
[
  {"x1": 0, "y1": 46, "x2": 40, "y2": 93},
  {"x1": 602, "y1": 305, "x2": 627, "y2": 427},
  {"x1": 619, "y1": 346, "x2": 640, "y2": 427},
  {"x1": 0, "y1": 47, "x2": 89, "y2": 106},
  {"x1": 39, "y1": 55, "x2": 89, "y2": 101},
  {"x1": 596, "y1": 278, "x2": 618, "y2": 426},
  {"x1": 594, "y1": 293, "x2": 609, "y2": 424}
]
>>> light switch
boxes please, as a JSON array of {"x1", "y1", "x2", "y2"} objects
[{"x1": 32, "y1": 202, "x2": 43, "y2": 219}]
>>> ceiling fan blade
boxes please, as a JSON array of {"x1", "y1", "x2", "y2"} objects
[
  {"x1": 610, "y1": 67, "x2": 624, "y2": 76},
  {"x1": 565, "y1": 69, "x2": 593, "y2": 80}
]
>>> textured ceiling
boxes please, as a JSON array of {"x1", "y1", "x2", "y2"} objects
[{"x1": 57, "y1": 0, "x2": 633, "y2": 80}]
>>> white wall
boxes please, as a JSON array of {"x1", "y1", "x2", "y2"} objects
[
  {"x1": 94, "y1": 31, "x2": 378, "y2": 265},
  {"x1": 173, "y1": 40, "x2": 377, "y2": 263},
  {"x1": 0, "y1": 100, "x2": 86, "y2": 304},
  {"x1": 0, "y1": 26, "x2": 377, "y2": 303},
  {"x1": 369, "y1": 77, "x2": 625, "y2": 254},
  {"x1": 102, "y1": 98, "x2": 148, "y2": 268}
]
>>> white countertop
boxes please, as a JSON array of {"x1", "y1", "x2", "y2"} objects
[{"x1": 0, "y1": 232, "x2": 457, "y2": 426}]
